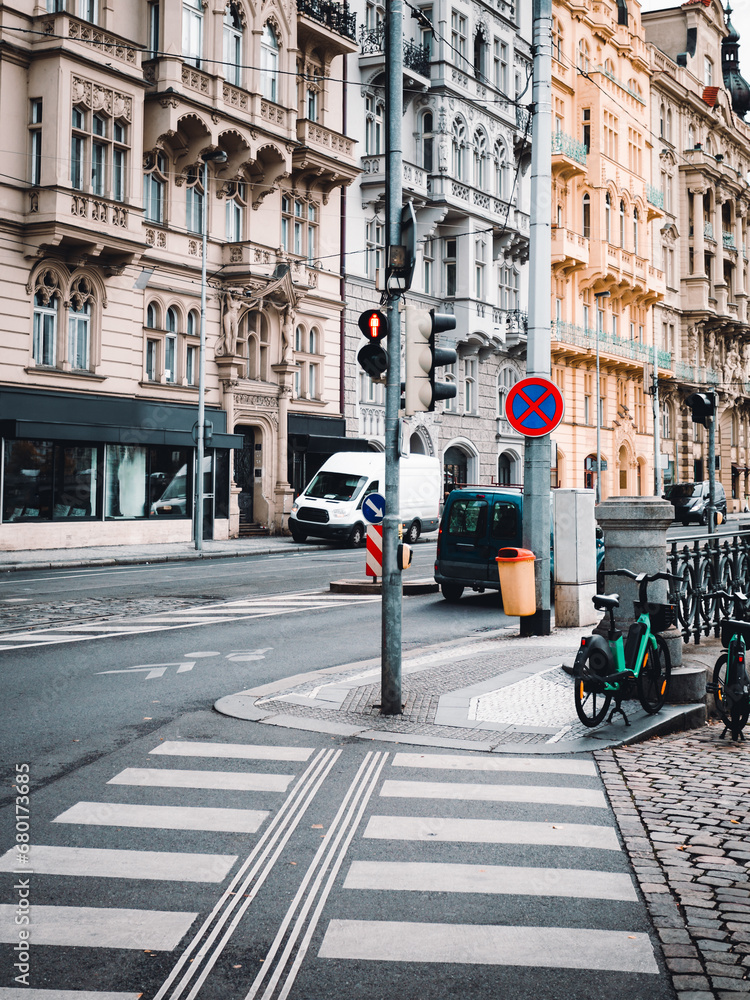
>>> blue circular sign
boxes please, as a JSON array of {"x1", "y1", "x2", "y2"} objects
[{"x1": 362, "y1": 492, "x2": 386, "y2": 525}]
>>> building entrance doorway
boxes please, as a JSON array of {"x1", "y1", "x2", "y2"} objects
[{"x1": 234, "y1": 426, "x2": 256, "y2": 529}]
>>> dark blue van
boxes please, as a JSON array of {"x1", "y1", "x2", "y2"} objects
[{"x1": 434, "y1": 488, "x2": 524, "y2": 602}]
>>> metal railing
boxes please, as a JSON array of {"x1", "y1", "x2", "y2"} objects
[
  {"x1": 646, "y1": 184, "x2": 664, "y2": 209},
  {"x1": 359, "y1": 24, "x2": 429, "y2": 74},
  {"x1": 551, "y1": 320, "x2": 671, "y2": 368},
  {"x1": 668, "y1": 529, "x2": 750, "y2": 644},
  {"x1": 298, "y1": 0, "x2": 356, "y2": 38},
  {"x1": 551, "y1": 130, "x2": 587, "y2": 165}
]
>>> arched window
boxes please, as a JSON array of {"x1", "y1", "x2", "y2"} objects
[
  {"x1": 225, "y1": 180, "x2": 246, "y2": 242},
  {"x1": 577, "y1": 39, "x2": 589, "y2": 73},
  {"x1": 187, "y1": 309, "x2": 199, "y2": 338},
  {"x1": 452, "y1": 119, "x2": 466, "y2": 180},
  {"x1": 605, "y1": 193, "x2": 611, "y2": 243},
  {"x1": 688, "y1": 123, "x2": 695, "y2": 148},
  {"x1": 260, "y1": 23, "x2": 279, "y2": 103},
  {"x1": 603, "y1": 58, "x2": 615, "y2": 79},
  {"x1": 306, "y1": 66, "x2": 322, "y2": 122},
  {"x1": 146, "y1": 302, "x2": 159, "y2": 330},
  {"x1": 143, "y1": 152, "x2": 167, "y2": 224},
  {"x1": 223, "y1": 3, "x2": 243, "y2": 87},
  {"x1": 473, "y1": 130, "x2": 487, "y2": 188},
  {"x1": 365, "y1": 95, "x2": 383, "y2": 154},
  {"x1": 662, "y1": 403, "x2": 673, "y2": 440},
  {"x1": 494, "y1": 140, "x2": 507, "y2": 198},
  {"x1": 659, "y1": 103, "x2": 665, "y2": 138},
  {"x1": 32, "y1": 270, "x2": 61, "y2": 367},
  {"x1": 498, "y1": 366, "x2": 518, "y2": 418},
  {"x1": 666, "y1": 108, "x2": 672, "y2": 143},
  {"x1": 164, "y1": 307, "x2": 179, "y2": 383},
  {"x1": 619, "y1": 199, "x2": 625, "y2": 248},
  {"x1": 185, "y1": 166, "x2": 203, "y2": 235},
  {"x1": 68, "y1": 275, "x2": 93, "y2": 371},
  {"x1": 473, "y1": 30, "x2": 486, "y2": 80},
  {"x1": 421, "y1": 111, "x2": 434, "y2": 172},
  {"x1": 582, "y1": 193, "x2": 591, "y2": 239},
  {"x1": 633, "y1": 207, "x2": 639, "y2": 256}
]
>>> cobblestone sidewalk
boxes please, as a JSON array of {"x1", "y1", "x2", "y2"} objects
[{"x1": 599, "y1": 723, "x2": 750, "y2": 999}]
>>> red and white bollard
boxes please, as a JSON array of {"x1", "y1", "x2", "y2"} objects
[{"x1": 366, "y1": 525, "x2": 383, "y2": 578}]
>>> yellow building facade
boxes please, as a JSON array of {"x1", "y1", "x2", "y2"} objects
[{"x1": 549, "y1": 0, "x2": 666, "y2": 498}]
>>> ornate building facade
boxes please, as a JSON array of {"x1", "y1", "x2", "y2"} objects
[
  {"x1": 344, "y1": 0, "x2": 532, "y2": 489},
  {"x1": 645, "y1": 0, "x2": 750, "y2": 510},
  {"x1": 0, "y1": 0, "x2": 359, "y2": 550}
]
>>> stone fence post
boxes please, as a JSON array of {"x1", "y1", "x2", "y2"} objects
[{"x1": 596, "y1": 496, "x2": 681, "y2": 666}]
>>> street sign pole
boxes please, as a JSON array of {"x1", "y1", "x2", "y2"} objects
[
  {"x1": 381, "y1": 0, "x2": 404, "y2": 714},
  {"x1": 522, "y1": 0, "x2": 553, "y2": 637}
]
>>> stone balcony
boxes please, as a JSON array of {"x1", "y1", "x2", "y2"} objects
[{"x1": 551, "y1": 226, "x2": 589, "y2": 276}]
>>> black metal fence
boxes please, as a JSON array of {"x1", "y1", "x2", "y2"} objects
[{"x1": 668, "y1": 529, "x2": 750, "y2": 643}]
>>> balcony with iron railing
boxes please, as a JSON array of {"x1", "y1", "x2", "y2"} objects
[
  {"x1": 551, "y1": 321, "x2": 672, "y2": 370},
  {"x1": 646, "y1": 184, "x2": 664, "y2": 209},
  {"x1": 671, "y1": 361, "x2": 720, "y2": 385},
  {"x1": 723, "y1": 231, "x2": 737, "y2": 250},
  {"x1": 297, "y1": 0, "x2": 356, "y2": 41},
  {"x1": 358, "y1": 24, "x2": 430, "y2": 77},
  {"x1": 551, "y1": 131, "x2": 587, "y2": 180}
]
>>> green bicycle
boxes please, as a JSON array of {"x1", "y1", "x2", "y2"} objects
[
  {"x1": 709, "y1": 590, "x2": 750, "y2": 741},
  {"x1": 573, "y1": 569, "x2": 676, "y2": 728}
]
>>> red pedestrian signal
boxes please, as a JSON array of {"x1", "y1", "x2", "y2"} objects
[{"x1": 358, "y1": 309, "x2": 388, "y2": 341}]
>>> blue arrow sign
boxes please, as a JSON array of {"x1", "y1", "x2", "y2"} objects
[{"x1": 362, "y1": 492, "x2": 386, "y2": 525}]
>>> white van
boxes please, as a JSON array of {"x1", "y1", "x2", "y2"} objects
[{"x1": 289, "y1": 451, "x2": 441, "y2": 546}]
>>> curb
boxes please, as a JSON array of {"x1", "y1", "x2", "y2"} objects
[{"x1": 329, "y1": 578, "x2": 439, "y2": 595}]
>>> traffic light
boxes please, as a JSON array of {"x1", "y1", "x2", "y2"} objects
[
  {"x1": 404, "y1": 308, "x2": 458, "y2": 414},
  {"x1": 357, "y1": 309, "x2": 389, "y2": 378},
  {"x1": 685, "y1": 392, "x2": 715, "y2": 426}
]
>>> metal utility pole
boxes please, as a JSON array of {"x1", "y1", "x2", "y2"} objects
[
  {"x1": 708, "y1": 398, "x2": 716, "y2": 533},
  {"x1": 652, "y1": 341, "x2": 662, "y2": 498},
  {"x1": 521, "y1": 0, "x2": 552, "y2": 638},
  {"x1": 195, "y1": 148, "x2": 227, "y2": 551},
  {"x1": 594, "y1": 290, "x2": 610, "y2": 505},
  {"x1": 381, "y1": 0, "x2": 403, "y2": 713}
]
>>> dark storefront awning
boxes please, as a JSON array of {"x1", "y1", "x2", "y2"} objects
[
  {"x1": 289, "y1": 433, "x2": 372, "y2": 455},
  {"x1": 0, "y1": 389, "x2": 243, "y2": 450}
]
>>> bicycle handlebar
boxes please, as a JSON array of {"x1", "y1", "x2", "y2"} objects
[{"x1": 603, "y1": 569, "x2": 681, "y2": 606}]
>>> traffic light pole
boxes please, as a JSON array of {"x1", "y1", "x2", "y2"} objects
[
  {"x1": 708, "y1": 409, "x2": 716, "y2": 534},
  {"x1": 381, "y1": 0, "x2": 404, "y2": 714},
  {"x1": 521, "y1": 0, "x2": 553, "y2": 637}
]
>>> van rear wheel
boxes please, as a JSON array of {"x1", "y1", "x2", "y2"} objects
[
  {"x1": 406, "y1": 520, "x2": 420, "y2": 544},
  {"x1": 441, "y1": 583, "x2": 464, "y2": 602}
]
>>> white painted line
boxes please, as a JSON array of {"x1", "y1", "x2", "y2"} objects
[
  {"x1": 0, "y1": 845, "x2": 236, "y2": 883},
  {"x1": 0, "y1": 904, "x2": 196, "y2": 951},
  {"x1": 318, "y1": 920, "x2": 659, "y2": 973},
  {"x1": 343, "y1": 861, "x2": 637, "y2": 901},
  {"x1": 363, "y1": 815, "x2": 621, "y2": 850},
  {"x1": 380, "y1": 780, "x2": 607, "y2": 809},
  {"x1": 391, "y1": 753, "x2": 597, "y2": 775},
  {"x1": 108, "y1": 768, "x2": 293, "y2": 793},
  {"x1": 0, "y1": 990, "x2": 141, "y2": 1000},
  {"x1": 150, "y1": 741, "x2": 313, "y2": 761},
  {"x1": 52, "y1": 801, "x2": 268, "y2": 834}
]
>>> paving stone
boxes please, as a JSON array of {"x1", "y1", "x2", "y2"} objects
[
  {"x1": 711, "y1": 978, "x2": 750, "y2": 992},
  {"x1": 672, "y1": 976, "x2": 712, "y2": 991},
  {"x1": 668, "y1": 959, "x2": 707, "y2": 974},
  {"x1": 659, "y1": 928, "x2": 693, "y2": 944}
]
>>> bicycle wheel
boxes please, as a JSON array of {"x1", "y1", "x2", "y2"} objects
[
  {"x1": 713, "y1": 653, "x2": 750, "y2": 737},
  {"x1": 573, "y1": 647, "x2": 612, "y2": 728},
  {"x1": 637, "y1": 635, "x2": 671, "y2": 714}
]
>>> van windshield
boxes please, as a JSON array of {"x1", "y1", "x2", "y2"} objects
[
  {"x1": 668, "y1": 484, "x2": 702, "y2": 498},
  {"x1": 305, "y1": 472, "x2": 367, "y2": 502}
]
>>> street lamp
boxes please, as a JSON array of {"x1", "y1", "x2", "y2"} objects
[
  {"x1": 195, "y1": 148, "x2": 228, "y2": 551},
  {"x1": 594, "y1": 290, "x2": 610, "y2": 504}
]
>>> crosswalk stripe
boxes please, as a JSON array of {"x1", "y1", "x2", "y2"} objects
[
  {"x1": 52, "y1": 801, "x2": 268, "y2": 833},
  {"x1": 0, "y1": 845, "x2": 237, "y2": 883},
  {"x1": 343, "y1": 860, "x2": 638, "y2": 901},
  {"x1": 0, "y1": 904, "x2": 196, "y2": 951},
  {"x1": 363, "y1": 815, "x2": 621, "y2": 850},
  {"x1": 317, "y1": 920, "x2": 659, "y2": 973},
  {"x1": 150, "y1": 741, "x2": 313, "y2": 761},
  {"x1": 380, "y1": 779, "x2": 607, "y2": 809},
  {"x1": 391, "y1": 753, "x2": 597, "y2": 775},
  {"x1": 0, "y1": 990, "x2": 141, "y2": 999},
  {"x1": 107, "y1": 768, "x2": 293, "y2": 792}
]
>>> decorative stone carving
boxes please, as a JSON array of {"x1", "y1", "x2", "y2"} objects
[{"x1": 218, "y1": 291, "x2": 241, "y2": 356}]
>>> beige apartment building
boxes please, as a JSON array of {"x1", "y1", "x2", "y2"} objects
[
  {"x1": 0, "y1": 0, "x2": 359, "y2": 551},
  {"x1": 549, "y1": 0, "x2": 666, "y2": 498}
]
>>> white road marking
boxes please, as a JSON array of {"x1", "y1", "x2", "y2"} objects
[
  {"x1": 391, "y1": 753, "x2": 597, "y2": 775},
  {"x1": 343, "y1": 861, "x2": 638, "y2": 901},
  {"x1": 380, "y1": 779, "x2": 607, "y2": 809},
  {"x1": 0, "y1": 990, "x2": 141, "y2": 999},
  {"x1": 0, "y1": 845, "x2": 237, "y2": 883},
  {"x1": 107, "y1": 767, "x2": 293, "y2": 792},
  {"x1": 97, "y1": 661, "x2": 195, "y2": 679},
  {"x1": 318, "y1": 920, "x2": 658, "y2": 973},
  {"x1": 0, "y1": 904, "x2": 197, "y2": 951},
  {"x1": 52, "y1": 801, "x2": 268, "y2": 834},
  {"x1": 363, "y1": 815, "x2": 621, "y2": 850},
  {"x1": 150, "y1": 741, "x2": 313, "y2": 761}
]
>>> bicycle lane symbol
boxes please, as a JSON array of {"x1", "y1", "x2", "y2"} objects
[{"x1": 96, "y1": 648, "x2": 273, "y2": 680}]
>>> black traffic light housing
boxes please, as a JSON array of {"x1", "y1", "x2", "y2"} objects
[
  {"x1": 685, "y1": 392, "x2": 715, "y2": 426},
  {"x1": 357, "y1": 309, "x2": 389, "y2": 379},
  {"x1": 404, "y1": 308, "x2": 458, "y2": 413}
]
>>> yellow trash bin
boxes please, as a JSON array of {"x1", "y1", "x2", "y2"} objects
[{"x1": 496, "y1": 547, "x2": 537, "y2": 617}]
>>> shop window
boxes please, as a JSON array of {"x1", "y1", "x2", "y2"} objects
[{"x1": 3, "y1": 440, "x2": 99, "y2": 522}]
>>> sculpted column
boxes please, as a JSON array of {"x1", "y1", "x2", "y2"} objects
[{"x1": 271, "y1": 306, "x2": 297, "y2": 534}]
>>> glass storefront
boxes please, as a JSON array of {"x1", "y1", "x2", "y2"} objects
[{"x1": 2, "y1": 439, "x2": 230, "y2": 524}]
